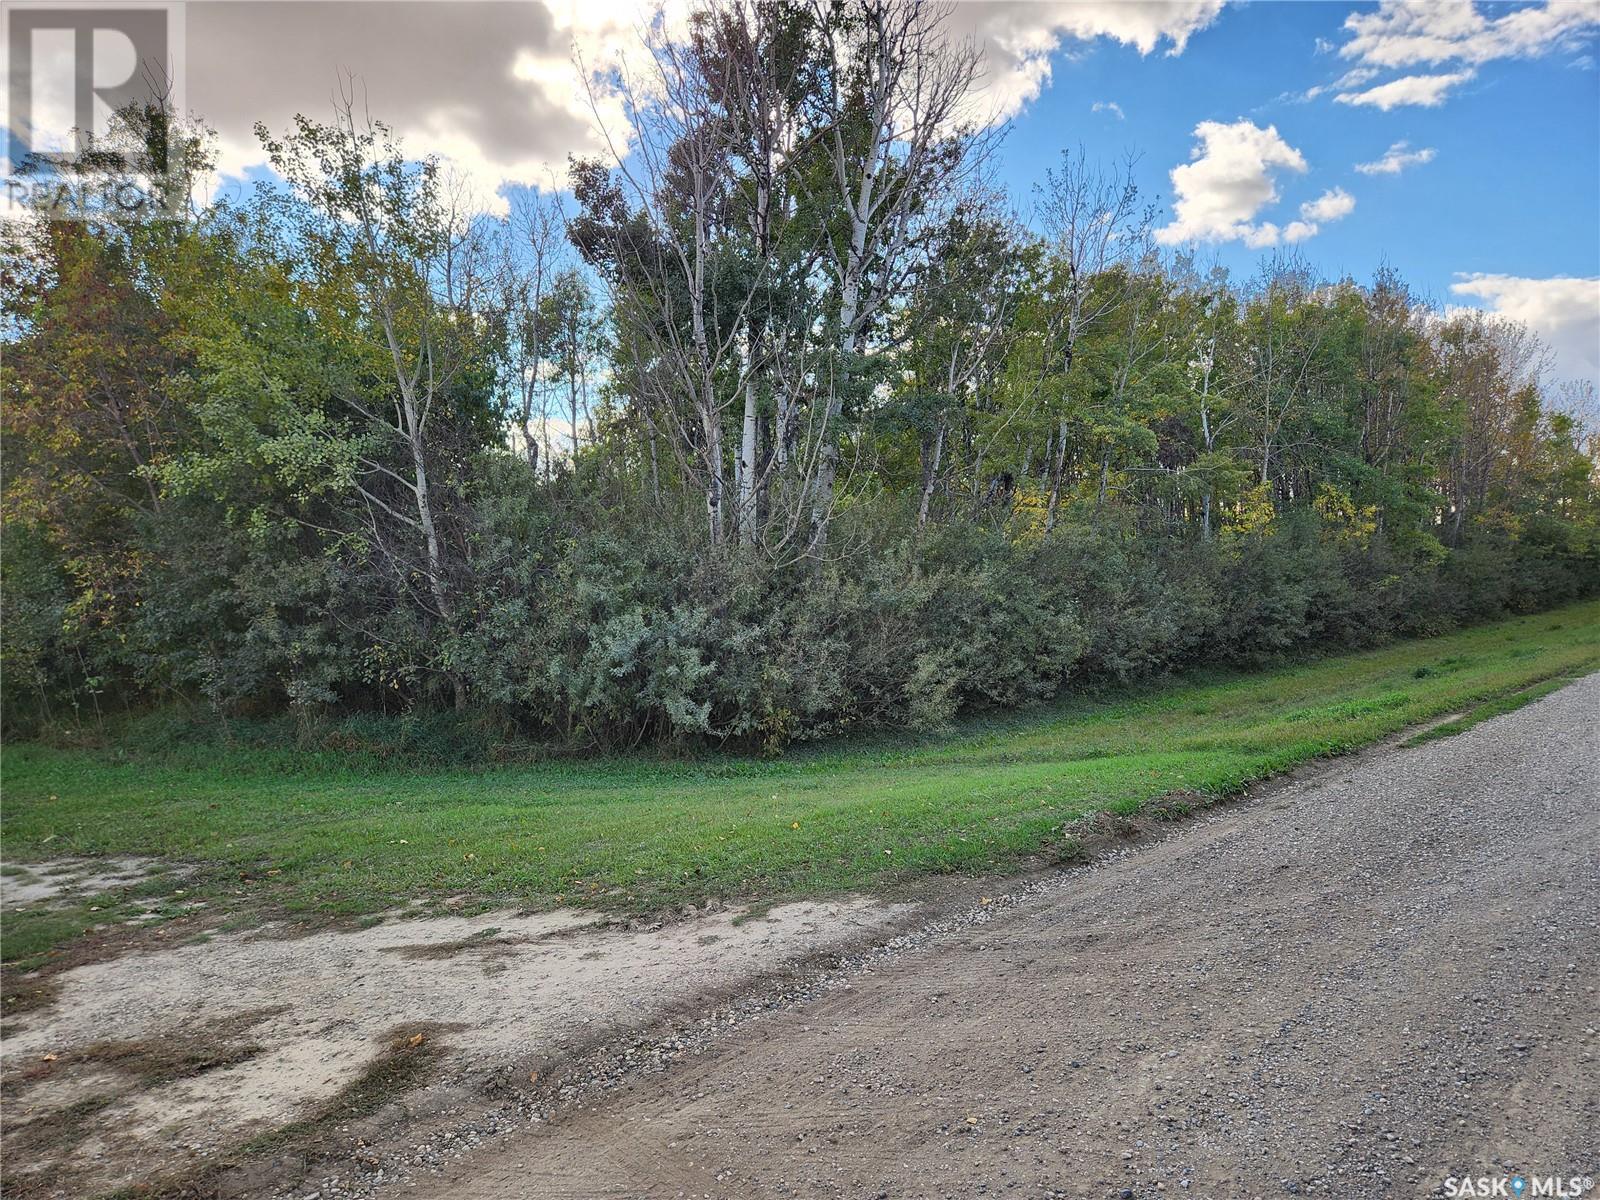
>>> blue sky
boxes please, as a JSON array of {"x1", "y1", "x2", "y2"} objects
[
  {"x1": 160, "y1": 0, "x2": 1600, "y2": 387},
  {"x1": 989, "y1": 2, "x2": 1599, "y2": 308},
  {"x1": 966, "y1": 0, "x2": 1600, "y2": 387}
]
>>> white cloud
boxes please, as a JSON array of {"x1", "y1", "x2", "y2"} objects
[
  {"x1": 1304, "y1": 65, "x2": 1380, "y2": 100},
  {"x1": 1242, "y1": 223, "x2": 1283, "y2": 249},
  {"x1": 1154, "y1": 119, "x2": 1308, "y2": 248},
  {"x1": 1300, "y1": 187, "x2": 1356, "y2": 223},
  {"x1": 1092, "y1": 100, "x2": 1126, "y2": 119},
  {"x1": 178, "y1": 1, "x2": 1227, "y2": 211},
  {"x1": 1335, "y1": 65, "x2": 1382, "y2": 89},
  {"x1": 1450, "y1": 274, "x2": 1600, "y2": 386},
  {"x1": 186, "y1": 0, "x2": 673, "y2": 213},
  {"x1": 1313, "y1": 1, "x2": 1599, "y2": 112},
  {"x1": 1338, "y1": 0, "x2": 1600, "y2": 70},
  {"x1": 1335, "y1": 70, "x2": 1475, "y2": 108},
  {"x1": 1354, "y1": 140, "x2": 1437, "y2": 175},
  {"x1": 948, "y1": 1, "x2": 1225, "y2": 122},
  {"x1": 1280, "y1": 187, "x2": 1356, "y2": 244}
]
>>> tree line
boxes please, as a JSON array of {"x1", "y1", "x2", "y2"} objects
[{"x1": 3, "y1": 0, "x2": 1596, "y2": 751}]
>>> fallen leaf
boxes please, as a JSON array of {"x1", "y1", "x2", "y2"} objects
[
  {"x1": 528, "y1": 1071, "x2": 540, "y2": 1084},
  {"x1": 41, "y1": 1053, "x2": 58, "y2": 1063},
  {"x1": 405, "y1": 1033, "x2": 425, "y2": 1049}
]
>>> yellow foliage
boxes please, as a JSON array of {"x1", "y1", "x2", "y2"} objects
[
  {"x1": 1009, "y1": 482, "x2": 1049, "y2": 544},
  {"x1": 1226, "y1": 482, "x2": 1277, "y2": 536},
  {"x1": 1314, "y1": 484, "x2": 1379, "y2": 547}
]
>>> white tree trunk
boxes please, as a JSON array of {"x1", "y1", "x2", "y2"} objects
[{"x1": 738, "y1": 375, "x2": 759, "y2": 547}]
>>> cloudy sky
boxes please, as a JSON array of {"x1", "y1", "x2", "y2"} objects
[{"x1": 175, "y1": 0, "x2": 1599, "y2": 388}]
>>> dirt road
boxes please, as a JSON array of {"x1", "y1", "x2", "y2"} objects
[{"x1": 407, "y1": 675, "x2": 1600, "y2": 1200}]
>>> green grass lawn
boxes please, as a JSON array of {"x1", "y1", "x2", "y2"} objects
[{"x1": 3, "y1": 601, "x2": 1597, "y2": 968}]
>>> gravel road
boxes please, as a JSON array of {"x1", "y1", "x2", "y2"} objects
[{"x1": 405, "y1": 674, "x2": 1600, "y2": 1200}]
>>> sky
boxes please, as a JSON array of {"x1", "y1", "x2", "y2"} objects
[
  {"x1": 26, "y1": 0, "x2": 1595, "y2": 387},
  {"x1": 978, "y1": 1, "x2": 1600, "y2": 390}
]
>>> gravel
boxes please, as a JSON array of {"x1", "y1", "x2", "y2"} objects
[{"x1": 366, "y1": 673, "x2": 1600, "y2": 1200}]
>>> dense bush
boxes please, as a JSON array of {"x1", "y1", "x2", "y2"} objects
[
  {"x1": 8, "y1": 480, "x2": 1595, "y2": 752},
  {"x1": 4, "y1": 87, "x2": 1596, "y2": 752}
]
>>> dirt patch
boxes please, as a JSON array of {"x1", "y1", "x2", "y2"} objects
[
  {"x1": 0, "y1": 975, "x2": 62, "y2": 1019},
  {"x1": 1, "y1": 1008, "x2": 288, "y2": 1200},
  {"x1": 2, "y1": 1021, "x2": 465, "y2": 1200},
  {"x1": 0, "y1": 894, "x2": 914, "y2": 1199},
  {"x1": 1, "y1": 854, "x2": 208, "y2": 1013},
  {"x1": 380, "y1": 919, "x2": 605, "y2": 961},
  {"x1": 3, "y1": 1093, "x2": 118, "y2": 1163},
  {"x1": 0, "y1": 857, "x2": 183, "y2": 908},
  {"x1": 8, "y1": 1006, "x2": 286, "y2": 1093},
  {"x1": 1, "y1": 898, "x2": 223, "y2": 1034}
]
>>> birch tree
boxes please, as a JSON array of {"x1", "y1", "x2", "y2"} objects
[
  {"x1": 1036, "y1": 148, "x2": 1147, "y2": 532},
  {"x1": 1236, "y1": 257, "x2": 1334, "y2": 499},
  {"x1": 258, "y1": 94, "x2": 498, "y2": 706},
  {"x1": 572, "y1": 14, "x2": 758, "y2": 546},
  {"x1": 1433, "y1": 311, "x2": 1547, "y2": 545},
  {"x1": 804, "y1": 0, "x2": 986, "y2": 547},
  {"x1": 688, "y1": 0, "x2": 823, "y2": 550},
  {"x1": 501, "y1": 190, "x2": 567, "y2": 473}
]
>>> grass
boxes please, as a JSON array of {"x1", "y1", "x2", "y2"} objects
[
  {"x1": 3, "y1": 601, "x2": 1597, "y2": 967},
  {"x1": 1399, "y1": 674, "x2": 1575, "y2": 746}
]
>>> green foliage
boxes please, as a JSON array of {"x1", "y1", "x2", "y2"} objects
[
  {"x1": 4, "y1": 604, "x2": 1596, "y2": 953},
  {"x1": 2, "y1": 100, "x2": 1597, "y2": 748}
]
